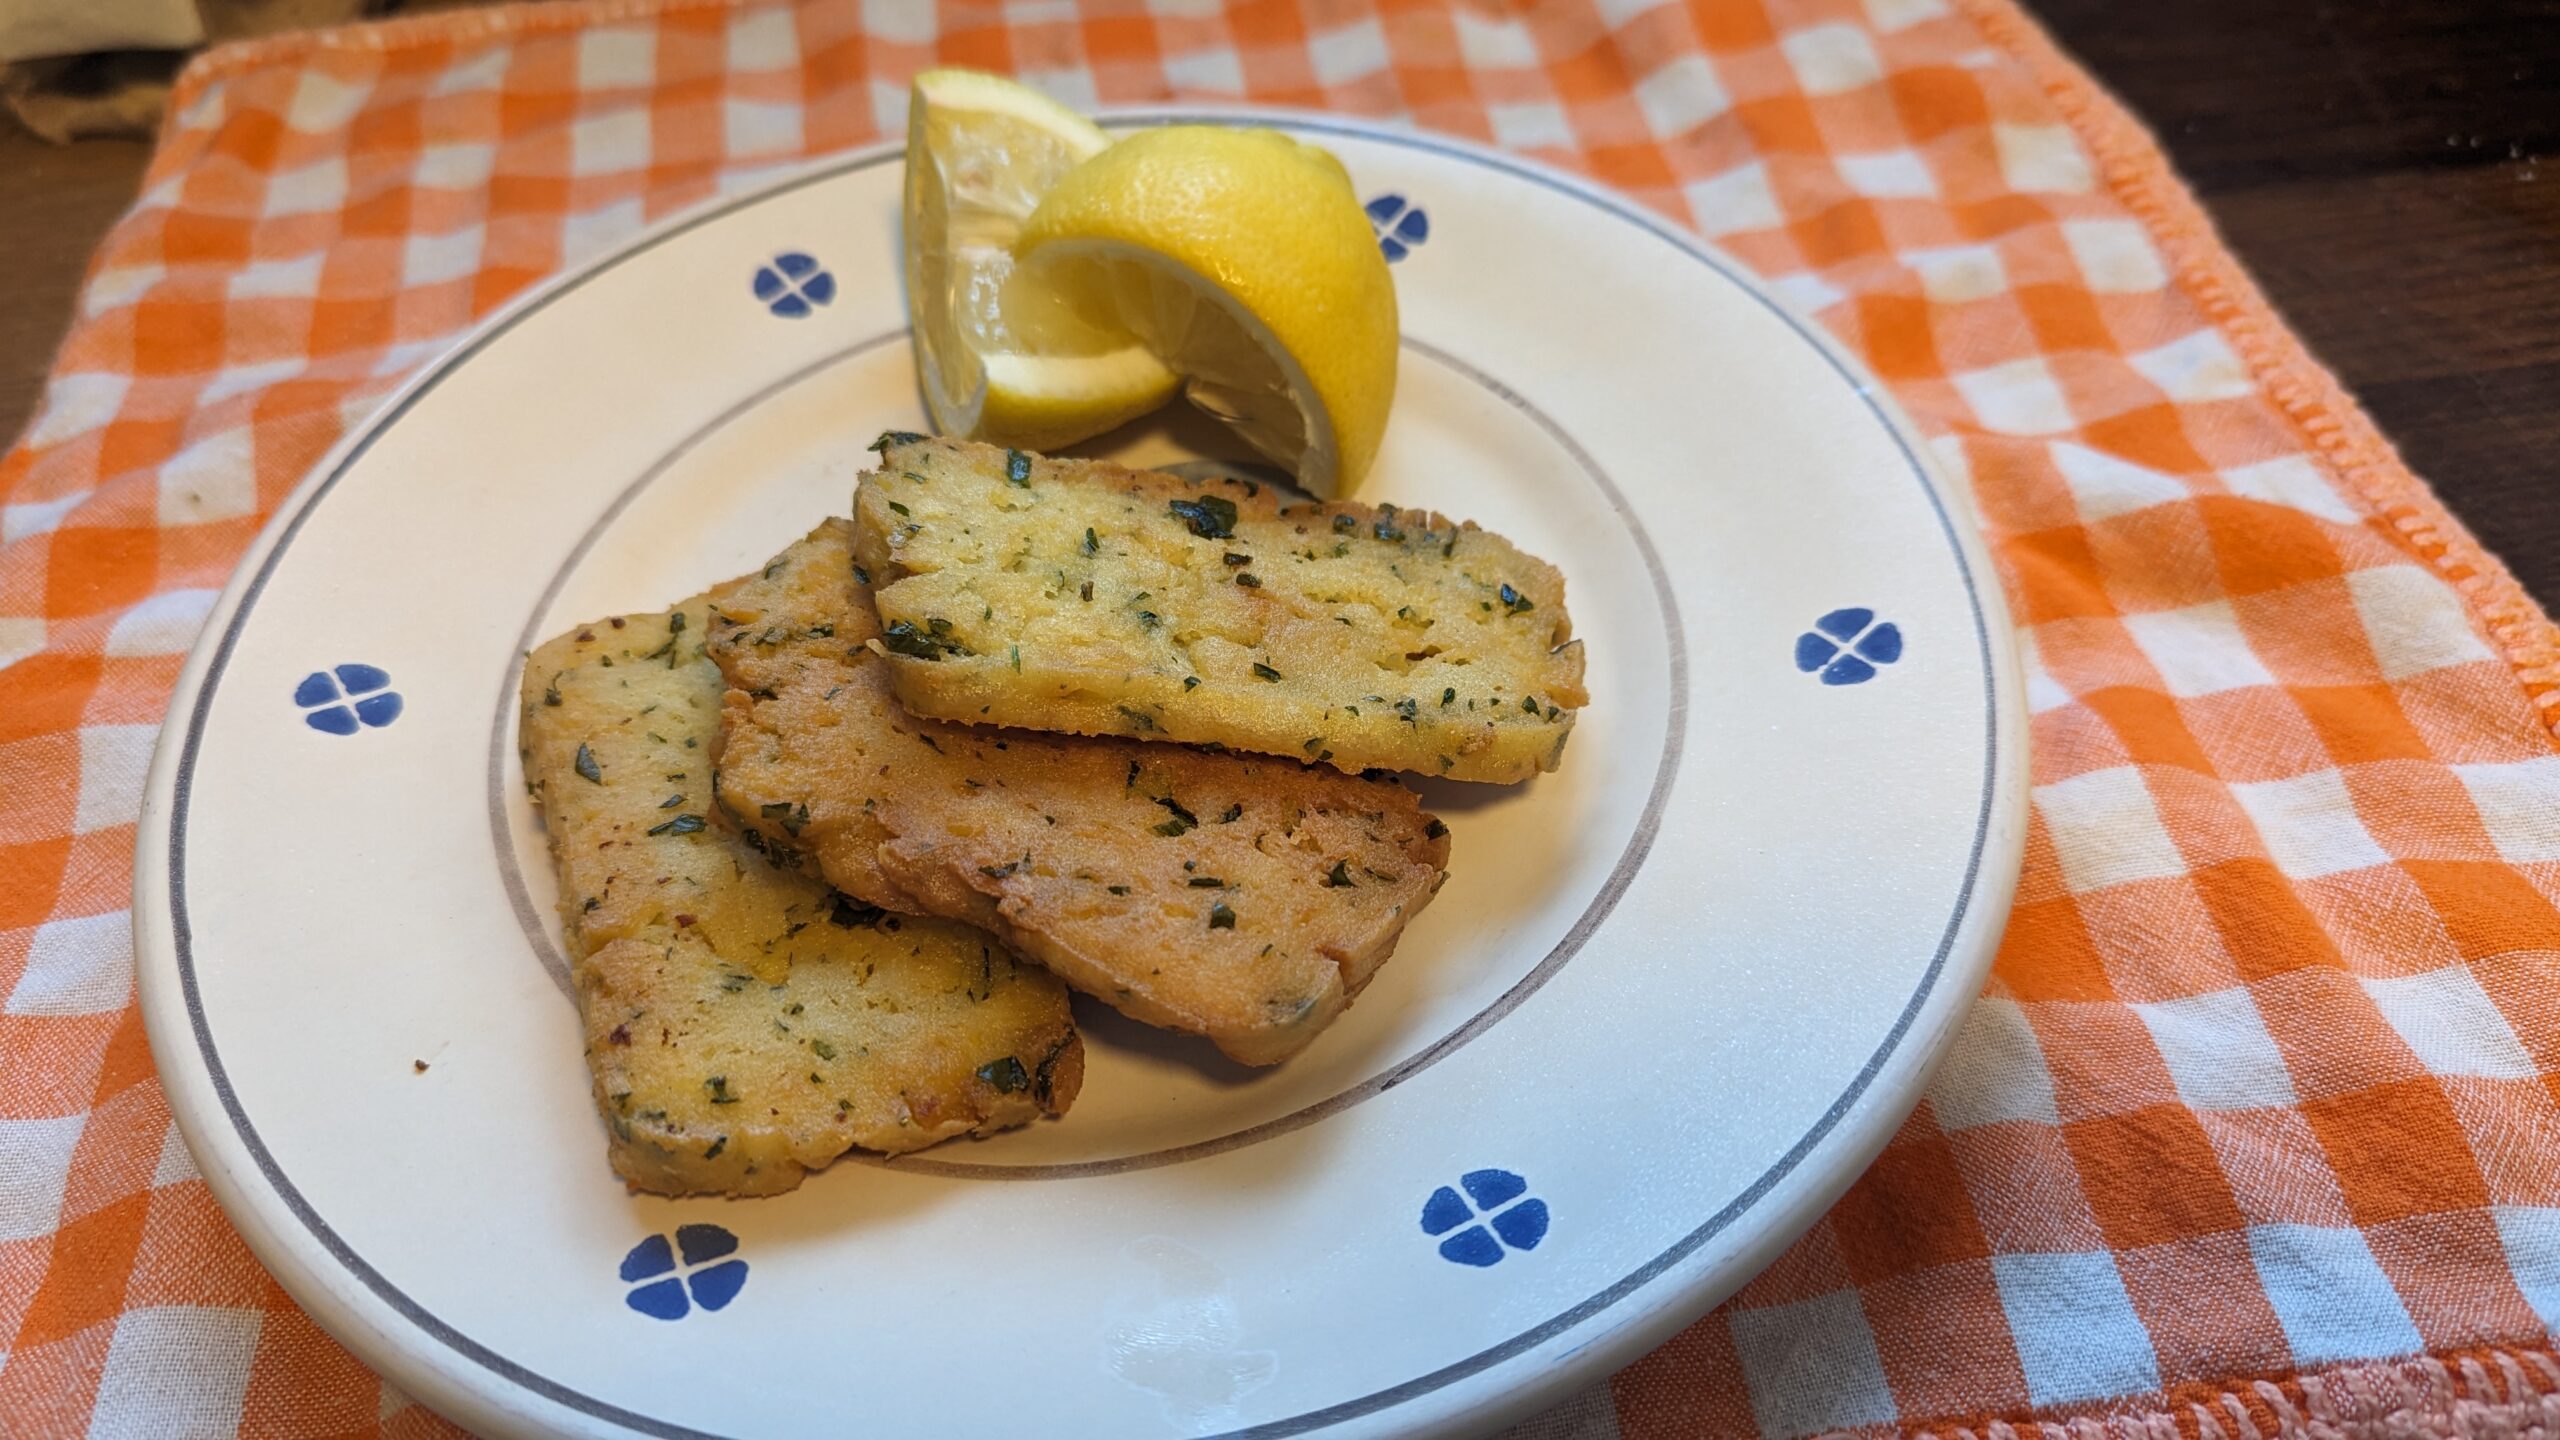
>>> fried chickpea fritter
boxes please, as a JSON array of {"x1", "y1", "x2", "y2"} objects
[
  {"x1": 520, "y1": 593, "x2": 1080, "y2": 1196},
  {"x1": 707, "y1": 520, "x2": 1451, "y2": 1067},
  {"x1": 851, "y1": 437, "x2": 1584, "y2": 783}
]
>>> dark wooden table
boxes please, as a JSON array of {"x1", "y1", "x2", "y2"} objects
[{"x1": 4, "y1": 1, "x2": 2555, "y2": 597}]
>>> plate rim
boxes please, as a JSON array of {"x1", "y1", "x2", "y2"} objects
[{"x1": 132, "y1": 107, "x2": 2027, "y2": 1440}]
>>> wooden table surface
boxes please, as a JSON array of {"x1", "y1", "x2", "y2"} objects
[{"x1": 3, "y1": 1, "x2": 2554, "y2": 597}]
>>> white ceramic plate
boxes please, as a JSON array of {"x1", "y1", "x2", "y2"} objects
[{"x1": 134, "y1": 111, "x2": 2024, "y2": 1439}]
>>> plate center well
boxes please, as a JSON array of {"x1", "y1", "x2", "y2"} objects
[{"x1": 494, "y1": 332, "x2": 1678, "y2": 1172}]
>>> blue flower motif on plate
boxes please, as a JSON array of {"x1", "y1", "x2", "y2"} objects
[
  {"x1": 1364, "y1": 194, "x2": 1430, "y2": 262},
  {"x1": 620, "y1": 1223, "x2": 749, "y2": 1320},
  {"x1": 1420, "y1": 1168, "x2": 1549, "y2": 1266},
  {"x1": 753, "y1": 252, "x2": 836, "y2": 318},
  {"x1": 294, "y1": 663, "x2": 402, "y2": 734},
  {"x1": 1794, "y1": 608, "x2": 1903, "y2": 686}
]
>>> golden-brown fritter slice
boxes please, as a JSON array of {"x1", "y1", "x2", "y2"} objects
[
  {"x1": 850, "y1": 436, "x2": 1585, "y2": 784},
  {"x1": 707, "y1": 519, "x2": 1451, "y2": 1067},
  {"x1": 520, "y1": 594, "x2": 1080, "y2": 1197}
]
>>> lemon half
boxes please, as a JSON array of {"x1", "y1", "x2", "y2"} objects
[
  {"x1": 903, "y1": 69, "x2": 1178, "y2": 450},
  {"x1": 1018, "y1": 126, "x2": 1400, "y2": 498}
]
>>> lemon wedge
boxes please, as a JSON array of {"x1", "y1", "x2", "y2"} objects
[
  {"x1": 1018, "y1": 125, "x2": 1399, "y2": 498},
  {"x1": 903, "y1": 69, "x2": 1179, "y2": 450}
]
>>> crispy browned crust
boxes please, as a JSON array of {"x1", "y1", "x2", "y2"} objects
[
  {"x1": 708, "y1": 519, "x2": 1452, "y2": 1066},
  {"x1": 520, "y1": 593, "x2": 1080, "y2": 1197},
  {"x1": 850, "y1": 437, "x2": 1584, "y2": 783}
]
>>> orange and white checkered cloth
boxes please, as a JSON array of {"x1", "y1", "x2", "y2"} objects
[{"x1": 5, "y1": 0, "x2": 2559, "y2": 1435}]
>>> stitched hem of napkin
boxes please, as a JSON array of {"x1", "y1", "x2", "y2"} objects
[
  {"x1": 1951, "y1": 0, "x2": 2560, "y2": 748},
  {"x1": 1899, "y1": 1345, "x2": 2560, "y2": 1440},
  {"x1": 168, "y1": 0, "x2": 740, "y2": 101},
  {"x1": 138, "y1": 0, "x2": 748, "y2": 195}
]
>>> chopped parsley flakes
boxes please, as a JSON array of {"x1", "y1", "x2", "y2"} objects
[
  {"x1": 1168, "y1": 493, "x2": 1238, "y2": 539},
  {"x1": 1152, "y1": 797, "x2": 1199, "y2": 837}
]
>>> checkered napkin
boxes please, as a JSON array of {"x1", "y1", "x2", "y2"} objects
[{"x1": 5, "y1": 0, "x2": 2559, "y2": 1434}]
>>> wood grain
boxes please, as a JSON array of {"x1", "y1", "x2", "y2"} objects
[{"x1": 1, "y1": 2, "x2": 2552, "y2": 596}]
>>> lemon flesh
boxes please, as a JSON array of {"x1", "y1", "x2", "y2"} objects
[
  {"x1": 1019, "y1": 126, "x2": 1400, "y2": 498},
  {"x1": 903, "y1": 70, "x2": 1178, "y2": 450}
]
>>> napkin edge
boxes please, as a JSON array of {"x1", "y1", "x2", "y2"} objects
[{"x1": 1951, "y1": 0, "x2": 2560, "y2": 751}]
